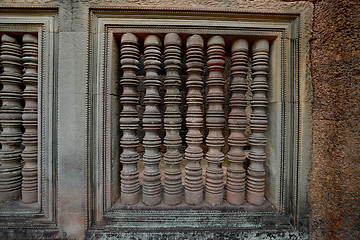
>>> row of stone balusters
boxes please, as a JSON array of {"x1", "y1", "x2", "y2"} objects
[
  {"x1": 0, "y1": 34, "x2": 38, "y2": 204},
  {"x1": 119, "y1": 33, "x2": 269, "y2": 206}
]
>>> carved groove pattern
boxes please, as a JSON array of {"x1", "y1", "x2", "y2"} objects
[
  {"x1": 205, "y1": 36, "x2": 226, "y2": 205},
  {"x1": 119, "y1": 33, "x2": 140, "y2": 205},
  {"x1": 21, "y1": 34, "x2": 38, "y2": 204},
  {"x1": 142, "y1": 35, "x2": 162, "y2": 206},
  {"x1": 226, "y1": 39, "x2": 248, "y2": 206},
  {"x1": 184, "y1": 35, "x2": 204, "y2": 205},
  {"x1": 247, "y1": 39, "x2": 269, "y2": 205},
  {"x1": 0, "y1": 34, "x2": 23, "y2": 203},
  {"x1": 163, "y1": 33, "x2": 182, "y2": 206}
]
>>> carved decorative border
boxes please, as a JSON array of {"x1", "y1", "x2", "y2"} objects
[
  {"x1": 87, "y1": 8, "x2": 312, "y2": 233},
  {"x1": 0, "y1": 9, "x2": 58, "y2": 230}
]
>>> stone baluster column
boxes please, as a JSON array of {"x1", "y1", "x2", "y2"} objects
[
  {"x1": 21, "y1": 34, "x2": 38, "y2": 203},
  {"x1": 142, "y1": 35, "x2": 162, "y2": 206},
  {"x1": 119, "y1": 33, "x2": 141, "y2": 205},
  {"x1": 0, "y1": 34, "x2": 23, "y2": 203},
  {"x1": 247, "y1": 39, "x2": 269, "y2": 205},
  {"x1": 205, "y1": 36, "x2": 225, "y2": 205},
  {"x1": 226, "y1": 39, "x2": 248, "y2": 205},
  {"x1": 184, "y1": 35, "x2": 204, "y2": 205},
  {"x1": 163, "y1": 33, "x2": 182, "y2": 205}
]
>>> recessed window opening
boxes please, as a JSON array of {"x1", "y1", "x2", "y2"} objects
[{"x1": 113, "y1": 32, "x2": 273, "y2": 210}]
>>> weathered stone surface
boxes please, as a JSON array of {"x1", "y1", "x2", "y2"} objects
[
  {"x1": 87, "y1": 230, "x2": 309, "y2": 240},
  {"x1": 142, "y1": 35, "x2": 163, "y2": 206},
  {"x1": 163, "y1": 33, "x2": 183, "y2": 206},
  {"x1": 226, "y1": 38, "x2": 248, "y2": 206},
  {"x1": 21, "y1": 34, "x2": 38, "y2": 204},
  {"x1": 184, "y1": 35, "x2": 205, "y2": 205},
  {"x1": 310, "y1": 0, "x2": 360, "y2": 239},
  {"x1": 0, "y1": 1, "x2": 358, "y2": 240},
  {"x1": 0, "y1": 34, "x2": 23, "y2": 203},
  {"x1": 205, "y1": 36, "x2": 226, "y2": 206},
  {"x1": 247, "y1": 39, "x2": 269, "y2": 206},
  {"x1": 119, "y1": 33, "x2": 141, "y2": 205}
]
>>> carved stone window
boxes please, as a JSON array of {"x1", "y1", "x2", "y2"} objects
[
  {"x1": 116, "y1": 32, "x2": 270, "y2": 207},
  {"x1": 0, "y1": 33, "x2": 39, "y2": 205},
  {"x1": 89, "y1": 8, "x2": 311, "y2": 233},
  {"x1": 0, "y1": 10, "x2": 57, "y2": 230}
]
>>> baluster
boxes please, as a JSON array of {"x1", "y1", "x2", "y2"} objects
[
  {"x1": 0, "y1": 34, "x2": 23, "y2": 203},
  {"x1": 247, "y1": 39, "x2": 269, "y2": 205},
  {"x1": 163, "y1": 33, "x2": 182, "y2": 205},
  {"x1": 184, "y1": 35, "x2": 204, "y2": 205},
  {"x1": 205, "y1": 36, "x2": 225, "y2": 205},
  {"x1": 142, "y1": 35, "x2": 162, "y2": 206},
  {"x1": 119, "y1": 33, "x2": 140, "y2": 205},
  {"x1": 226, "y1": 39, "x2": 248, "y2": 205},
  {"x1": 21, "y1": 34, "x2": 38, "y2": 203}
]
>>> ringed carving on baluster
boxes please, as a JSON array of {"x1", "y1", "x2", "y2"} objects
[{"x1": 205, "y1": 35, "x2": 226, "y2": 206}]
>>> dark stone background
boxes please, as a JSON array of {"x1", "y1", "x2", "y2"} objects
[{"x1": 309, "y1": 0, "x2": 360, "y2": 239}]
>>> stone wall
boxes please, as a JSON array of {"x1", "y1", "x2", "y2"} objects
[
  {"x1": 310, "y1": 0, "x2": 360, "y2": 239},
  {"x1": 0, "y1": 0, "x2": 358, "y2": 239}
]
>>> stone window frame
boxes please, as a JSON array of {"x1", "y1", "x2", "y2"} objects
[
  {"x1": 88, "y1": 7, "x2": 312, "y2": 233},
  {"x1": 0, "y1": 9, "x2": 58, "y2": 230}
]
